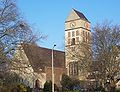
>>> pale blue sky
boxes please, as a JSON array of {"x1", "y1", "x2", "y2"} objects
[{"x1": 17, "y1": 0, "x2": 120, "y2": 51}]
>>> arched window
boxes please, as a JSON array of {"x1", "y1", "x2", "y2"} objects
[
  {"x1": 71, "y1": 38, "x2": 75, "y2": 45},
  {"x1": 69, "y1": 62, "x2": 78, "y2": 76},
  {"x1": 35, "y1": 79, "x2": 40, "y2": 88}
]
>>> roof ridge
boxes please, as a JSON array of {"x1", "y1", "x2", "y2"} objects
[
  {"x1": 73, "y1": 9, "x2": 89, "y2": 22},
  {"x1": 22, "y1": 43, "x2": 65, "y2": 53}
]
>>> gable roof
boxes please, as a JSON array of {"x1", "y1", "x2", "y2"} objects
[
  {"x1": 65, "y1": 9, "x2": 90, "y2": 22},
  {"x1": 73, "y1": 9, "x2": 89, "y2": 22},
  {"x1": 22, "y1": 44, "x2": 65, "y2": 73}
]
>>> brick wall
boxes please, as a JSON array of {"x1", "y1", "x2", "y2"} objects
[{"x1": 45, "y1": 66, "x2": 66, "y2": 87}]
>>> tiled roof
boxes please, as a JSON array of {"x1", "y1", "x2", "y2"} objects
[
  {"x1": 73, "y1": 9, "x2": 89, "y2": 22},
  {"x1": 22, "y1": 44, "x2": 65, "y2": 73}
]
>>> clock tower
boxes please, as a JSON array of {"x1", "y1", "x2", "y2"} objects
[{"x1": 65, "y1": 9, "x2": 91, "y2": 79}]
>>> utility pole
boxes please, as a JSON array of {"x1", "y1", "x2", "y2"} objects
[{"x1": 52, "y1": 44, "x2": 56, "y2": 92}]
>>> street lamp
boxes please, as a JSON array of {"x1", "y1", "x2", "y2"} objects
[{"x1": 52, "y1": 44, "x2": 56, "y2": 92}]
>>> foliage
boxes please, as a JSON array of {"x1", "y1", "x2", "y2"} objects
[
  {"x1": 61, "y1": 74, "x2": 81, "y2": 91},
  {"x1": 27, "y1": 86, "x2": 33, "y2": 92},
  {"x1": 116, "y1": 89, "x2": 120, "y2": 92},
  {"x1": 0, "y1": 72, "x2": 33, "y2": 92},
  {"x1": 0, "y1": 72, "x2": 20, "y2": 92},
  {"x1": 60, "y1": 74, "x2": 72, "y2": 90},
  {"x1": 43, "y1": 81, "x2": 52, "y2": 92},
  {"x1": 17, "y1": 83, "x2": 27, "y2": 92},
  {"x1": 54, "y1": 83, "x2": 59, "y2": 92},
  {"x1": 43, "y1": 80, "x2": 59, "y2": 92}
]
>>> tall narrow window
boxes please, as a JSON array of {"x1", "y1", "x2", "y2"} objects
[
  {"x1": 74, "y1": 62, "x2": 78, "y2": 75},
  {"x1": 76, "y1": 30, "x2": 79, "y2": 36},
  {"x1": 68, "y1": 39, "x2": 70, "y2": 45},
  {"x1": 72, "y1": 31, "x2": 75, "y2": 37},
  {"x1": 68, "y1": 32, "x2": 71, "y2": 37},
  {"x1": 83, "y1": 30, "x2": 85, "y2": 36},
  {"x1": 85, "y1": 31, "x2": 87, "y2": 37},
  {"x1": 83, "y1": 36, "x2": 85, "y2": 42},
  {"x1": 69, "y1": 62, "x2": 73, "y2": 75},
  {"x1": 76, "y1": 37, "x2": 79, "y2": 43},
  {"x1": 88, "y1": 32, "x2": 90, "y2": 39},
  {"x1": 86, "y1": 31, "x2": 87, "y2": 43},
  {"x1": 71, "y1": 38, "x2": 75, "y2": 45},
  {"x1": 88, "y1": 32, "x2": 91, "y2": 42},
  {"x1": 69, "y1": 62, "x2": 78, "y2": 76}
]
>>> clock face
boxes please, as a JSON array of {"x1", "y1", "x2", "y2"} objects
[
  {"x1": 84, "y1": 22, "x2": 89, "y2": 29},
  {"x1": 70, "y1": 22, "x2": 76, "y2": 28},
  {"x1": 86, "y1": 23, "x2": 89, "y2": 29}
]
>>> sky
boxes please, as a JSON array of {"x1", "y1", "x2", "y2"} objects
[{"x1": 17, "y1": 0, "x2": 120, "y2": 51}]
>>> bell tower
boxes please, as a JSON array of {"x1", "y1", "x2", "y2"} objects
[{"x1": 65, "y1": 9, "x2": 91, "y2": 79}]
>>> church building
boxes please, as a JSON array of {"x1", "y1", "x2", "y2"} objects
[
  {"x1": 65, "y1": 9, "x2": 91, "y2": 80},
  {"x1": 12, "y1": 9, "x2": 92, "y2": 88}
]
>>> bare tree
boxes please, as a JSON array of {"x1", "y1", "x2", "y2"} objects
[
  {"x1": 92, "y1": 21, "x2": 120, "y2": 91},
  {"x1": 0, "y1": 0, "x2": 45, "y2": 62},
  {"x1": 66, "y1": 21, "x2": 120, "y2": 91},
  {"x1": 0, "y1": 0, "x2": 46, "y2": 90}
]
